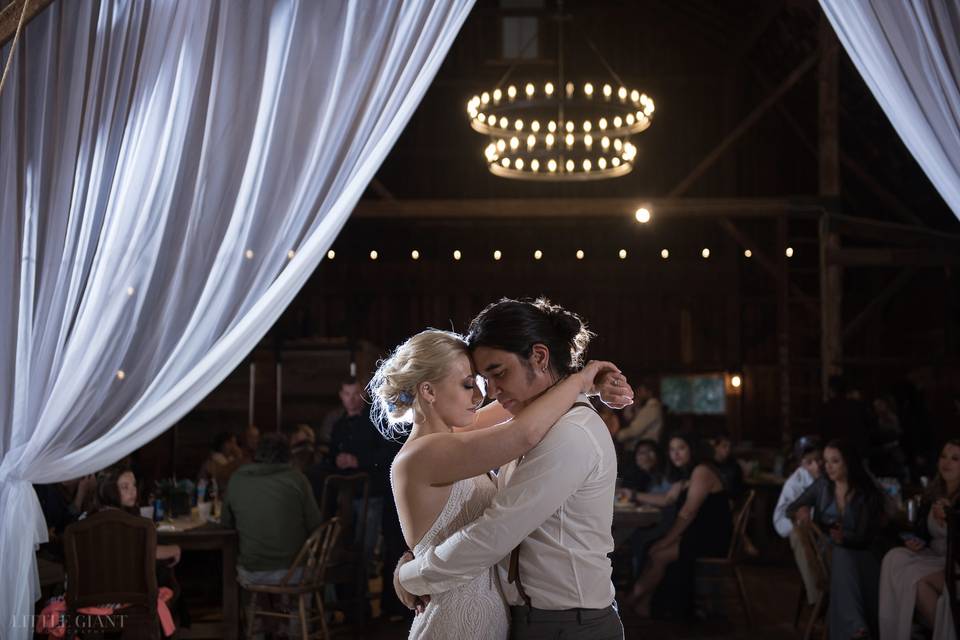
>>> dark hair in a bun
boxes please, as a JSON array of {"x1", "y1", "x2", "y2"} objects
[{"x1": 465, "y1": 297, "x2": 594, "y2": 375}]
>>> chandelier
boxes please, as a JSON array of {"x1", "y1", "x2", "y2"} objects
[{"x1": 465, "y1": 6, "x2": 655, "y2": 181}]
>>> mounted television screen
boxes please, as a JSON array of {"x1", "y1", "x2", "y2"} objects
[{"x1": 660, "y1": 374, "x2": 726, "y2": 415}]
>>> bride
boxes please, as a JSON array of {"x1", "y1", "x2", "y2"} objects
[{"x1": 368, "y1": 329, "x2": 628, "y2": 639}]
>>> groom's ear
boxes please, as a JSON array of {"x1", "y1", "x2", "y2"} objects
[{"x1": 529, "y1": 343, "x2": 550, "y2": 374}]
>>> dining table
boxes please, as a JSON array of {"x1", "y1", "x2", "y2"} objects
[
  {"x1": 157, "y1": 515, "x2": 238, "y2": 639},
  {"x1": 612, "y1": 504, "x2": 661, "y2": 546}
]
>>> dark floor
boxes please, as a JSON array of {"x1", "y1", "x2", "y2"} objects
[{"x1": 355, "y1": 564, "x2": 805, "y2": 640}]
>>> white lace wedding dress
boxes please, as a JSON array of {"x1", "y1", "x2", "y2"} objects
[{"x1": 408, "y1": 474, "x2": 510, "y2": 639}]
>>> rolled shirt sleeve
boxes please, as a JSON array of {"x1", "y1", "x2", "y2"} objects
[{"x1": 399, "y1": 423, "x2": 598, "y2": 596}]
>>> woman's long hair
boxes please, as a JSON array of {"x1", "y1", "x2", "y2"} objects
[
  {"x1": 94, "y1": 465, "x2": 139, "y2": 515},
  {"x1": 824, "y1": 439, "x2": 881, "y2": 502},
  {"x1": 664, "y1": 432, "x2": 715, "y2": 483},
  {"x1": 924, "y1": 438, "x2": 960, "y2": 504}
]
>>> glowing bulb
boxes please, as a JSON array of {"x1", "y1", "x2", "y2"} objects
[
  {"x1": 525, "y1": 83, "x2": 535, "y2": 96},
  {"x1": 584, "y1": 82, "x2": 594, "y2": 96},
  {"x1": 534, "y1": 249, "x2": 543, "y2": 260},
  {"x1": 565, "y1": 121, "x2": 574, "y2": 132},
  {"x1": 744, "y1": 249, "x2": 752, "y2": 258},
  {"x1": 661, "y1": 249, "x2": 669, "y2": 259},
  {"x1": 527, "y1": 134, "x2": 536, "y2": 148},
  {"x1": 493, "y1": 250, "x2": 502, "y2": 260},
  {"x1": 531, "y1": 159, "x2": 540, "y2": 171},
  {"x1": 510, "y1": 136, "x2": 520, "y2": 150},
  {"x1": 411, "y1": 249, "x2": 420, "y2": 260},
  {"x1": 493, "y1": 88, "x2": 502, "y2": 102},
  {"x1": 244, "y1": 249, "x2": 254, "y2": 259},
  {"x1": 501, "y1": 157, "x2": 510, "y2": 167},
  {"x1": 583, "y1": 120, "x2": 592, "y2": 132},
  {"x1": 566, "y1": 82, "x2": 574, "y2": 97},
  {"x1": 630, "y1": 89, "x2": 640, "y2": 102},
  {"x1": 702, "y1": 248, "x2": 711, "y2": 259},
  {"x1": 576, "y1": 249, "x2": 585, "y2": 260},
  {"x1": 507, "y1": 85, "x2": 517, "y2": 99},
  {"x1": 485, "y1": 144, "x2": 497, "y2": 160},
  {"x1": 598, "y1": 157, "x2": 607, "y2": 169},
  {"x1": 641, "y1": 93, "x2": 649, "y2": 103},
  {"x1": 626, "y1": 113, "x2": 635, "y2": 125},
  {"x1": 544, "y1": 82, "x2": 554, "y2": 96},
  {"x1": 515, "y1": 158, "x2": 524, "y2": 170},
  {"x1": 548, "y1": 159, "x2": 557, "y2": 172},
  {"x1": 612, "y1": 157, "x2": 621, "y2": 167},
  {"x1": 614, "y1": 139, "x2": 623, "y2": 151},
  {"x1": 287, "y1": 250, "x2": 296, "y2": 259},
  {"x1": 116, "y1": 370, "x2": 126, "y2": 380},
  {"x1": 370, "y1": 250, "x2": 378, "y2": 260},
  {"x1": 126, "y1": 286, "x2": 135, "y2": 296},
  {"x1": 786, "y1": 247, "x2": 795, "y2": 258},
  {"x1": 531, "y1": 120, "x2": 540, "y2": 132},
  {"x1": 565, "y1": 159, "x2": 575, "y2": 172},
  {"x1": 327, "y1": 250, "x2": 336, "y2": 259},
  {"x1": 499, "y1": 117, "x2": 508, "y2": 129},
  {"x1": 618, "y1": 86, "x2": 628, "y2": 100},
  {"x1": 514, "y1": 119, "x2": 524, "y2": 130},
  {"x1": 583, "y1": 159, "x2": 592, "y2": 171},
  {"x1": 603, "y1": 84, "x2": 612, "y2": 98},
  {"x1": 565, "y1": 133, "x2": 574, "y2": 147},
  {"x1": 731, "y1": 375, "x2": 742, "y2": 388},
  {"x1": 453, "y1": 250, "x2": 462, "y2": 260},
  {"x1": 598, "y1": 117, "x2": 608, "y2": 130},
  {"x1": 584, "y1": 134, "x2": 593, "y2": 148},
  {"x1": 547, "y1": 120, "x2": 557, "y2": 133},
  {"x1": 635, "y1": 207, "x2": 651, "y2": 223},
  {"x1": 601, "y1": 136, "x2": 610, "y2": 149},
  {"x1": 545, "y1": 133, "x2": 555, "y2": 147},
  {"x1": 481, "y1": 92, "x2": 490, "y2": 104},
  {"x1": 497, "y1": 139, "x2": 506, "y2": 152},
  {"x1": 619, "y1": 249, "x2": 627, "y2": 259},
  {"x1": 613, "y1": 116, "x2": 623, "y2": 128}
]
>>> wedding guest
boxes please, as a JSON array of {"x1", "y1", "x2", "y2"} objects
[
  {"x1": 711, "y1": 430, "x2": 745, "y2": 499},
  {"x1": 238, "y1": 424, "x2": 261, "y2": 461},
  {"x1": 616, "y1": 380, "x2": 664, "y2": 452},
  {"x1": 773, "y1": 435, "x2": 824, "y2": 606},
  {"x1": 200, "y1": 431, "x2": 245, "y2": 496},
  {"x1": 788, "y1": 439, "x2": 888, "y2": 640},
  {"x1": 879, "y1": 439, "x2": 960, "y2": 640},
  {"x1": 286, "y1": 423, "x2": 317, "y2": 472},
  {"x1": 621, "y1": 439, "x2": 670, "y2": 494},
  {"x1": 35, "y1": 475, "x2": 97, "y2": 558},
  {"x1": 629, "y1": 432, "x2": 732, "y2": 618}
]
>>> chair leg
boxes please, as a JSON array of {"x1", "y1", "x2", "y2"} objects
[
  {"x1": 315, "y1": 591, "x2": 329, "y2": 640},
  {"x1": 299, "y1": 594, "x2": 310, "y2": 640},
  {"x1": 734, "y1": 567, "x2": 752, "y2": 626},
  {"x1": 794, "y1": 586, "x2": 806, "y2": 629},
  {"x1": 245, "y1": 592, "x2": 259, "y2": 640}
]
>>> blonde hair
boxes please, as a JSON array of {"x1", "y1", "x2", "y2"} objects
[{"x1": 368, "y1": 329, "x2": 469, "y2": 437}]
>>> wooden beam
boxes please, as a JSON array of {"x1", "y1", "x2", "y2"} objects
[
  {"x1": 843, "y1": 268, "x2": 916, "y2": 341},
  {"x1": 777, "y1": 215, "x2": 792, "y2": 445},
  {"x1": 818, "y1": 12, "x2": 840, "y2": 196},
  {"x1": 352, "y1": 197, "x2": 810, "y2": 219},
  {"x1": 827, "y1": 247, "x2": 960, "y2": 267},
  {"x1": 819, "y1": 215, "x2": 843, "y2": 400},
  {"x1": 827, "y1": 213, "x2": 960, "y2": 249},
  {"x1": 667, "y1": 52, "x2": 819, "y2": 197},
  {"x1": 0, "y1": 0, "x2": 55, "y2": 47}
]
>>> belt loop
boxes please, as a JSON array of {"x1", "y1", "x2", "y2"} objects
[{"x1": 577, "y1": 609, "x2": 582, "y2": 624}]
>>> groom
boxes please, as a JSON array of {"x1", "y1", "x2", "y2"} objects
[{"x1": 396, "y1": 298, "x2": 630, "y2": 639}]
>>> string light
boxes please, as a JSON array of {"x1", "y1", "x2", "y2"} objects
[
  {"x1": 493, "y1": 250, "x2": 502, "y2": 260},
  {"x1": 618, "y1": 249, "x2": 627, "y2": 259},
  {"x1": 369, "y1": 250, "x2": 378, "y2": 260},
  {"x1": 411, "y1": 249, "x2": 420, "y2": 260},
  {"x1": 116, "y1": 370, "x2": 126, "y2": 380},
  {"x1": 731, "y1": 375, "x2": 742, "y2": 388},
  {"x1": 786, "y1": 247, "x2": 795, "y2": 258},
  {"x1": 126, "y1": 287, "x2": 135, "y2": 296},
  {"x1": 534, "y1": 250, "x2": 543, "y2": 260},
  {"x1": 244, "y1": 249, "x2": 254, "y2": 259},
  {"x1": 661, "y1": 249, "x2": 670, "y2": 259},
  {"x1": 743, "y1": 249, "x2": 752, "y2": 258},
  {"x1": 701, "y1": 248, "x2": 711, "y2": 259},
  {"x1": 453, "y1": 249, "x2": 462, "y2": 260},
  {"x1": 576, "y1": 249, "x2": 585, "y2": 260},
  {"x1": 287, "y1": 250, "x2": 296, "y2": 259},
  {"x1": 327, "y1": 250, "x2": 336, "y2": 260}
]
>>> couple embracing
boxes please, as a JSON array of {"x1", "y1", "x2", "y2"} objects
[{"x1": 368, "y1": 298, "x2": 634, "y2": 639}]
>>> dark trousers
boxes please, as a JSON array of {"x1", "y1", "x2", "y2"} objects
[{"x1": 509, "y1": 603, "x2": 624, "y2": 639}]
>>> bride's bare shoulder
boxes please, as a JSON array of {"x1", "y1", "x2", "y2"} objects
[{"x1": 392, "y1": 433, "x2": 453, "y2": 476}]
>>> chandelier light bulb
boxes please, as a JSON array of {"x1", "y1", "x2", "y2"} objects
[
  {"x1": 515, "y1": 158, "x2": 524, "y2": 170},
  {"x1": 626, "y1": 113, "x2": 635, "y2": 125},
  {"x1": 548, "y1": 120, "x2": 557, "y2": 132},
  {"x1": 603, "y1": 84, "x2": 612, "y2": 98},
  {"x1": 548, "y1": 159, "x2": 558, "y2": 172},
  {"x1": 598, "y1": 157, "x2": 607, "y2": 169},
  {"x1": 584, "y1": 83, "x2": 594, "y2": 96},
  {"x1": 565, "y1": 120, "x2": 575, "y2": 133},
  {"x1": 501, "y1": 157, "x2": 510, "y2": 167},
  {"x1": 601, "y1": 136, "x2": 610, "y2": 149},
  {"x1": 545, "y1": 133, "x2": 555, "y2": 147},
  {"x1": 584, "y1": 134, "x2": 593, "y2": 148},
  {"x1": 499, "y1": 116, "x2": 508, "y2": 129},
  {"x1": 599, "y1": 117, "x2": 608, "y2": 130},
  {"x1": 531, "y1": 120, "x2": 541, "y2": 132},
  {"x1": 493, "y1": 88, "x2": 502, "y2": 102},
  {"x1": 614, "y1": 138, "x2": 623, "y2": 151},
  {"x1": 630, "y1": 89, "x2": 640, "y2": 102},
  {"x1": 565, "y1": 82, "x2": 574, "y2": 97},
  {"x1": 515, "y1": 119, "x2": 524, "y2": 130},
  {"x1": 481, "y1": 92, "x2": 490, "y2": 104},
  {"x1": 619, "y1": 249, "x2": 627, "y2": 259},
  {"x1": 613, "y1": 116, "x2": 623, "y2": 128},
  {"x1": 583, "y1": 159, "x2": 592, "y2": 171},
  {"x1": 635, "y1": 207, "x2": 651, "y2": 223},
  {"x1": 496, "y1": 139, "x2": 506, "y2": 152},
  {"x1": 612, "y1": 157, "x2": 621, "y2": 167},
  {"x1": 583, "y1": 120, "x2": 592, "y2": 132},
  {"x1": 545, "y1": 82, "x2": 554, "y2": 96},
  {"x1": 510, "y1": 137, "x2": 520, "y2": 150},
  {"x1": 527, "y1": 134, "x2": 536, "y2": 148},
  {"x1": 618, "y1": 86, "x2": 627, "y2": 100},
  {"x1": 565, "y1": 159, "x2": 575, "y2": 172},
  {"x1": 507, "y1": 85, "x2": 517, "y2": 99},
  {"x1": 531, "y1": 159, "x2": 540, "y2": 171},
  {"x1": 565, "y1": 133, "x2": 574, "y2": 147},
  {"x1": 525, "y1": 83, "x2": 535, "y2": 97}
]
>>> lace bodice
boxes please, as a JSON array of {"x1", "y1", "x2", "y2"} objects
[{"x1": 408, "y1": 474, "x2": 509, "y2": 640}]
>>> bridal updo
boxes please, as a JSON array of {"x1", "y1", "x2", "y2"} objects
[{"x1": 368, "y1": 329, "x2": 469, "y2": 438}]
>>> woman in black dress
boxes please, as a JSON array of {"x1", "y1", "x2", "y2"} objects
[{"x1": 629, "y1": 432, "x2": 733, "y2": 618}]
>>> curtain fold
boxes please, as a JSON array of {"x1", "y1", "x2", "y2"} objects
[
  {"x1": 0, "y1": 1, "x2": 473, "y2": 636},
  {"x1": 819, "y1": 0, "x2": 960, "y2": 219}
]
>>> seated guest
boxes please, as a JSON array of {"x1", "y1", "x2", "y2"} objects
[
  {"x1": 222, "y1": 433, "x2": 323, "y2": 584},
  {"x1": 773, "y1": 435, "x2": 824, "y2": 607},
  {"x1": 621, "y1": 439, "x2": 671, "y2": 494},
  {"x1": 788, "y1": 439, "x2": 888, "y2": 640},
  {"x1": 616, "y1": 380, "x2": 664, "y2": 453},
  {"x1": 710, "y1": 430, "x2": 745, "y2": 499},
  {"x1": 629, "y1": 432, "x2": 732, "y2": 618},
  {"x1": 879, "y1": 439, "x2": 960, "y2": 640},
  {"x1": 286, "y1": 423, "x2": 317, "y2": 473},
  {"x1": 94, "y1": 466, "x2": 182, "y2": 567},
  {"x1": 238, "y1": 424, "x2": 261, "y2": 462},
  {"x1": 199, "y1": 431, "x2": 246, "y2": 490}
]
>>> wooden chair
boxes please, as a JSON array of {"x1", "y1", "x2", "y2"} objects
[
  {"x1": 240, "y1": 518, "x2": 341, "y2": 639},
  {"x1": 946, "y1": 507, "x2": 960, "y2": 638},
  {"x1": 793, "y1": 521, "x2": 831, "y2": 640},
  {"x1": 319, "y1": 473, "x2": 370, "y2": 626},
  {"x1": 694, "y1": 489, "x2": 755, "y2": 625},
  {"x1": 62, "y1": 510, "x2": 160, "y2": 640}
]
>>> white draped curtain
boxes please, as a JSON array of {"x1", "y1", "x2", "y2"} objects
[
  {"x1": 819, "y1": 0, "x2": 960, "y2": 219},
  {"x1": 0, "y1": 0, "x2": 472, "y2": 635}
]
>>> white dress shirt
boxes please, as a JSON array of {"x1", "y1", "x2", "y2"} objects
[
  {"x1": 773, "y1": 466, "x2": 815, "y2": 538},
  {"x1": 399, "y1": 395, "x2": 617, "y2": 610}
]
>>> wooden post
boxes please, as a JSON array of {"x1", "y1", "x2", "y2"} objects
[
  {"x1": 777, "y1": 216, "x2": 792, "y2": 446},
  {"x1": 819, "y1": 215, "x2": 843, "y2": 399}
]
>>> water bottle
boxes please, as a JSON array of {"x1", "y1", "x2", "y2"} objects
[
  {"x1": 197, "y1": 478, "x2": 208, "y2": 504},
  {"x1": 153, "y1": 497, "x2": 165, "y2": 522}
]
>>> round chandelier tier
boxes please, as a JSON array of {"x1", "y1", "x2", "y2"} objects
[{"x1": 466, "y1": 81, "x2": 654, "y2": 181}]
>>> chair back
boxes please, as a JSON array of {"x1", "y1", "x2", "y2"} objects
[
  {"x1": 795, "y1": 521, "x2": 831, "y2": 591},
  {"x1": 946, "y1": 507, "x2": 960, "y2": 637},
  {"x1": 63, "y1": 509, "x2": 158, "y2": 612},
  {"x1": 320, "y1": 473, "x2": 369, "y2": 552},
  {"x1": 726, "y1": 490, "x2": 756, "y2": 560},
  {"x1": 276, "y1": 517, "x2": 342, "y2": 588}
]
